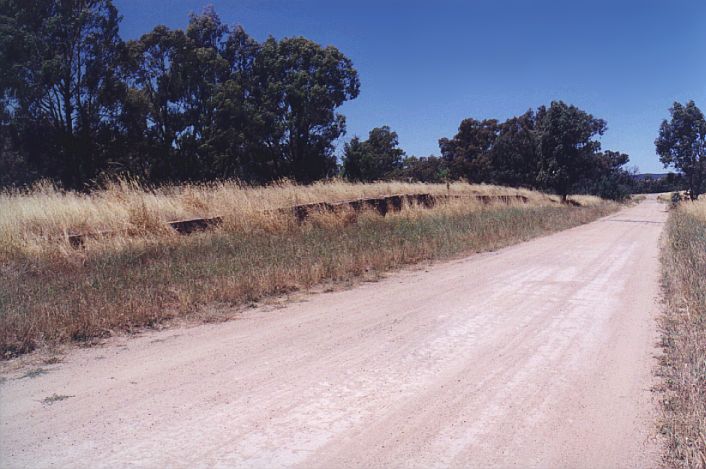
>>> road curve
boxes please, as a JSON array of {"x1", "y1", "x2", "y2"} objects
[{"x1": 0, "y1": 197, "x2": 666, "y2": 468}]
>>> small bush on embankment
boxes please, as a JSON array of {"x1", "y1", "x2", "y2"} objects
[
  {"x1": 660, "y1": 199, "x2": 706, "y2": 467},
  {"x1": 0, "y1": 180, "x2": 615, "y2": 357}
]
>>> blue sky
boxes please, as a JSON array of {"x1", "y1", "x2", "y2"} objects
[{"x1": 114, "y1": 0, "x2": 706, "y2": 173}]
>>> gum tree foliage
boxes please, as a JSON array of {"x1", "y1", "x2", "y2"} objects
[
  {"x1": 122, "y1": 9, "x2": 360, "y2": 183},
  {"x1": 259, "y1": 37, "x2": 360, "y2": 182},
  {"x1": 438, "y1": 101, "x2": 627, "y2": 199},
  {"x1": 393, "y1": 155, "x2": 449, "y2": 183},
  {"x1": 534, "y1": 101, "x2": 607, "y2": 200},
  {"x1": 488, "y1": 110, "x2": 539, "y2": 187},
  {"x1": 0, "y1": 1, "x2": 631, "y2": 195},
  {"x1": 655, "y1": 100, "x2": 706, "y2": 199},
  {"x1": 342, "y1": 126, "x2": 405, "y2": 181},
  {"x1": 0, "y1": 0, "x2": 125, "y2": 188},
  {"x1": 573, "y1": 150, "x2": 631, "y2": 200},
  {"x1": 0, "y1": 3, "x2": 359, "y2": 187},
  {"x1": 438, "y1": 118, "x2": 499, "y2": 183}
]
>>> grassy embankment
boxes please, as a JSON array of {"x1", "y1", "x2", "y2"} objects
[
  {"x1": 0, "y1": 179, "x2": 615, "y2": 357},
  {"x1": 660, "y1": 197, "x2": 706, "y2": 467}
]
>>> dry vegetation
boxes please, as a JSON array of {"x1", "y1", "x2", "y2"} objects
[
  {"x1": 660, "y1": 197, "x2": 706, "y2": 468},
  {"x1": 0, "y1": 178, "x2": 588, "y2": 254},
  {"x1": 0, "y1": 179, "x2": 612, "y2": 358}
]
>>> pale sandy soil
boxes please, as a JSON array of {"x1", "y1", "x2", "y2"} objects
[{"x1": 0, "y1": 196, "x2": 666, "y2": 468}]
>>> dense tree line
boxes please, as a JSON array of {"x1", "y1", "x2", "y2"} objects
[
  {"x1": 0, "y1": 1, "x2": 359, "y2": 188},
  {"x1": 1, "y1": 1, "x2": 640, "y2": 199},
  {"x1": 343, "y1": 102, "x2": 633, "y2": 200},
  {"x1": 628, "y1": 173, "x2": 686, "y2": 194}
]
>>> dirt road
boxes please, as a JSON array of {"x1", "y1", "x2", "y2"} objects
[{"x1": 0, "y1": 197, "x2": 666, "y2": 468}]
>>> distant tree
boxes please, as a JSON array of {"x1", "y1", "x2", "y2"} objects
[
  {"x1": 664, "y1": 172, "x2": 683, "y2": 188},
  {"x1": 341, "y1": 136, "x2": 366, "y2": 180},
  {"x1": 176, "y1": 8, "x2": 231, "y2": 180},
  {"x1": 437, "y1": 103, "x2": 627, "y2": 199},
  {"x1": 342, "y1": 126, "x2": 405, "y2": 181},
  {"x1": 488, "y1": 110, "x2": 538, "y2": 187},
  {"x1": 631, "y1": 171, "x2": 689, "y2": 194},
  {"x1": 254, "y1": 37, "x2": 360, "y2": 183},
  {"x1": 122, "y1": 24, "x2": 189, "y2": 180},
  {"x1": 0, "y1": 0, "x2": 126, "y2": 188},
  {"x1": 534, "y1": 101, "x2": 607, "y2": 200},
  {"x1": 391, "y1": 155, "x2": 448, "y2": 183},
  {"x1": 655, "y1": 100, "x2": 706, "y2": 199},
  {"x1": 570, "y1": 150, "x2": 631, "y2": 200},
  {"x1": 123, "y1": 9, "x2": 244, "y2": 182},
  {"x1": 438, "y1": 118, "x2": 499, "y2": 181},
  {"x1": 213, "y1": 25, "x2": 262, "y2": 180},
  {"x1": 121, "y1": 9, "x2": 360, "y2": 184},
  {"x1": 0, "y1": 105, "x2": 36, "y2": 186},
  {"x1": 1, "y1": 3, "x2": 360, "y2": 187}
]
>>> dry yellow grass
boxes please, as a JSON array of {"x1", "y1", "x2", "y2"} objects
[
  {"x1": 0, "y1": 178, "x2": 599, "y2": 258},
  {"x1": 657, "y1": 192, "x2": 678, "y2": 203},
  {"x1": 0, "y1": 179, "x2": 615, "y2": 358},
  {"x1": 660, "y1": 197, "x2": 706, "y2": 468},
  {"x1": 680, "y1": 196, "x2": 706, "y2": 221}
]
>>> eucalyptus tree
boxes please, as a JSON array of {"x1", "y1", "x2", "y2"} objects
[
  {"x1": 0, "y1": 2, "x2": 359, "y2": 186},
  {"x1": 0, "y1": 0, "x2": 125, "y2": 188},
  {"x1": 438, "y1": 118, "x2": 500, "y2": 182},
  {"x1": 534, "y1": 101, "x2": 607, "y2": 200},
  {"x1": 123, "y1": 11, "x2": 360, "y2": 183},
  {"x1": 438, "y1": 101, "x2": 628, "y2": 199},
  {"x1": 489, "y1": 110, "x2": 538, "y2": 187},
  {"x1": 342, "y1": 126, "x2": 405, "y2": 181},
  {"x1": 253, "y1": 36, "x2": 360, "y2": 182},
  {"x1": 655, "y1": 100, "x2": 706, "y2": 199}
]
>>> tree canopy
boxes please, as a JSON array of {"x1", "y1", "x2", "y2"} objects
[
  {"x1": 0, "y1": 0, "x2": 125, "y2": 187},
  {"x1": 534, "y1": 101, "x2": 607, "y2": 199},
  {"x1": 434, "y1": 101, "x2": 629, "y2": 199},
  {"x1": 342, "y1": 126, "x2": 405, "y2": 182},
  {"x1": 0, "y1": 1, "x2": 359, "y2": 188},
  {"x1": 0, "y1": 1, "x2": 635, "y2": 198},
  {"x1": 439, "y1": 118, "x2": 499, "y2": 183},
  {"x1": 655, "y1": 100, "x2": 706, "y2": 199}
]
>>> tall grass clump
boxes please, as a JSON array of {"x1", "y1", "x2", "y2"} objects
[
  {"x1": 0, "y1": 179, "x2": 615, "y2": 357},
  {"x1": 0, "y1": 178, "x2": 591, "y2": 256},
  {"x1": 660, "y1": 198, "x2": 706, "y2": 468}
]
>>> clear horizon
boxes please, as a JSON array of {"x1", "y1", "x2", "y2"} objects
[{"x1": 114, "y1": 0, "x2": 706, "y2": 174}]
